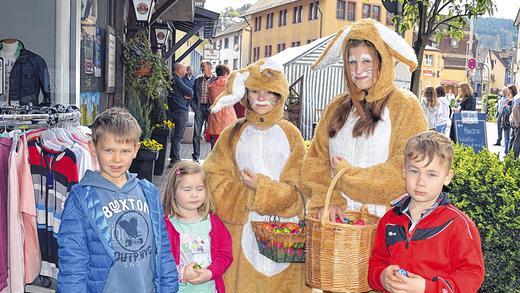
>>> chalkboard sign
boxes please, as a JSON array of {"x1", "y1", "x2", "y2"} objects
[{"x1": 452, "y1": 111, "x2": 487, "y2": 152}]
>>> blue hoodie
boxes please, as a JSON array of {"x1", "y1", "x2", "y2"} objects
[{"x1": 57, "y1": 170, "x2": 178, "y2": 293}]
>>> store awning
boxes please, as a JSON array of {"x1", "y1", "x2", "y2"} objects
[{"x1": 163, "y1": 6, "x2": 219, "y2": 60}]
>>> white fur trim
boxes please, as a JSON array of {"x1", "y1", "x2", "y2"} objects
[
  {"x1": 211, "y1": 71, "x2": 250, "y2": 113},
  {"x1": 260, "y1": 57, "x2": 284, "y2": 73},
  {"x1": 374, "y1": 22, "x2": 417, "y2": 68},
  {"x1": 312, "y1": 27, "x2": 351, "y2": 70}
]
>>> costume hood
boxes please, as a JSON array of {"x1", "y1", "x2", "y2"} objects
[
  {"x1": 211, "y1": 58, "x2": 289, "y2": 127},
  {"x1": 312, "y1": 19, "x2": 417, "y2": 102}
]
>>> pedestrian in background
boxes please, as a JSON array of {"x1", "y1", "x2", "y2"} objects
[
  {"x1": 456, "y1": 82, "x2": 476, "y2": 111},
  {"x1": 494, "y1": 87, "x2": 508, "y2": 146},
  {"x1": 435, "y1": 85, "x2": 450, "y2": 134},
  {"x1": 168, "y1": 63, "x2": 193, "y2": 167},
  {"x1": 183, "y1": 65, "x2": 195, "y2": 88},
  {"x1": 502, "y1": 85, "x2": 517, "y2": 155},
  {"x1": 207, "y1": 64, "x2": 236, "y2": 149},
  {"x1": 191, "y1": 61, "x2": 216, "y2": 163},
  {"x1": 421, "y1": 86, "x2": 439, "y2": 130}
]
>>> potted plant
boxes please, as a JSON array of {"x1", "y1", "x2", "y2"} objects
[
  {"x1": 151, "y1": 117, "x2": 174, "y2": 175},
  {"x1": 129, "y1": 138, "x2": 163, "y2": 181}
]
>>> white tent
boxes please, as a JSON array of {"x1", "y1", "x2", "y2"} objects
[{"x1": 271, "y1": 36, "x2": 412, "y2": 139}]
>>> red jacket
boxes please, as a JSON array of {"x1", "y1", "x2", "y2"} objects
[
  {"x1": 164, "y1": 213, "x2": 233, "y2": 293},
  {"x1": 368, "y1": 194, "x2": 485, "y2": 292}
]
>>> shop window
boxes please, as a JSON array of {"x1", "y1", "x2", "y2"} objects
[
  {"x1": 337, "y1": 0, "x2": 346, "y2": 19},
  {"x1": 347, "y1": 2, "x2": 356, "y2": 21}
]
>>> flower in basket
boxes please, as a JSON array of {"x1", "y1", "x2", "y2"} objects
[
  {"x1": 140, "y1": 138, "x2": 164, "y2": 152},
  {"x1": 153, "y1": 119, "x2": 175, "y2": 130}
]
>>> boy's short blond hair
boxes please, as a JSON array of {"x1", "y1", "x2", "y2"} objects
[
  {"x1": 91, "y1": 107, "x2": 141, "y2": 145},
  {"x1": 404, "y1": 131, "x2": 454, "y2": 169}
]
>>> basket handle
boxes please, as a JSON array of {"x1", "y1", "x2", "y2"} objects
[{"x1": 321, "y1": 168, "x2": 371, "y2": 224}]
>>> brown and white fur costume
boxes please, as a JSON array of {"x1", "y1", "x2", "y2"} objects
[
  {"x1": 204, "y1": 58, "x2": 309, "y2": 292},
  {"x1": 303, "y1": 19, "x2": 428, "y2": 214}
]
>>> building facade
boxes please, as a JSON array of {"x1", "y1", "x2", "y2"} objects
[
  {"x1": 211, "y1": 21, "x2": 250, "y2": 70},
  {"x1": 243, "y1": 0, "x2": 409, "y2": 63},
  {"x1": 420, "y1": 45, "x2": 443, "y2": 92}
]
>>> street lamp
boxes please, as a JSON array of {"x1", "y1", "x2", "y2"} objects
[
  {"x1": 152, "y1": 22, "x2": 172, "y2": 50},
  {"x1": 132, "y1": 0, "x2": 156, "y2": 23}
]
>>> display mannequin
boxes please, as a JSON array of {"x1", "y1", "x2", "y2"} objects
[{"x1": 0, "y1": 38, "x2": 51, "y2": 106}]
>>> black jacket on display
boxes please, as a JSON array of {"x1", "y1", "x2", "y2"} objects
[{"x1": 8, "y1": 48, "x2": 51, "y2": 106}]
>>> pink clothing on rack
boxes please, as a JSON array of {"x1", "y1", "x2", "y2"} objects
[{"x1": 8, "y1": 133, "x2": 40, "y2": 292}]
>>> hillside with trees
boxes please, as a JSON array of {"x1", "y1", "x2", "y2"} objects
[{"x1": 475, "y1": 17, "x2": 517, "y2": 50}]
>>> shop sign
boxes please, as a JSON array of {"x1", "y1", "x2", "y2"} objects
[
  {"x1": 203, "y1": 49, "x2": 220, "y2": 60},
  {"x1": 0, "y1": 57, "x2": 4, "y2": 96},
  {"x1": 423, "y1": 69, "x2": 434, "y2": 77}
]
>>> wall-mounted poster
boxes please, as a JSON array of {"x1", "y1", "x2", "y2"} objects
[
  {"x1": 83, "y1": 28, "x2": 94, "y2": 75},
  {"x1": 80, "y1": 92, "x2": 100, "y2": 126},
  {"x1": 94, "y1": 27, "x2": 103, "y2": 77},
  {"x1": 105, "y1": 25, "x2": 116, "y2": 93}
]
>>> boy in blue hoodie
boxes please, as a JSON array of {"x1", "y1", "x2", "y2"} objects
[{"x1": 57, "y1": 107, "x2": 178, "y2": 293}]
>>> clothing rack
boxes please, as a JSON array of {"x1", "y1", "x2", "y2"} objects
[{"x1": 0, "y1": 109, "x2": 81, "y2": 126}]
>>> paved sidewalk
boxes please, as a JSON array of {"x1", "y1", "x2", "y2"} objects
[{"x1": 152, "y1": 141, "x2": 211, "y2": 194}]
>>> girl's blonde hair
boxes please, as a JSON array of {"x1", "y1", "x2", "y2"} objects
[{"x1": 163, "y1": 161, "x2": 215, "y2": 219}]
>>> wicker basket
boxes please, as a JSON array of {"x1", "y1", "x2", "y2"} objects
[
  {"x1": 305, "y1": 168, "x2": 380, "y2": 292},
  {"x1": 251, "y1": 221, "x2": 306, "y2": 263}
]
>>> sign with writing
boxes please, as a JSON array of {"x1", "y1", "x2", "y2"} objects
[
  {"x1": 203, "y1": 49, "x2": 220, "y2": 60},
  {"x1": 453, "y1": 111, "x2": 487, "y2": 152}
]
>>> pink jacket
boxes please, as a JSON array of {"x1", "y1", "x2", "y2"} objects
[
  {"x1": 164, "y1": 213, "x2": 233, "y2": 293},
  {"x1": 208, "y1": 77, "x2": 237, "y2": 135}
]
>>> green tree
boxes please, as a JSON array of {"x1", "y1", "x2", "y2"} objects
[{"x1": 393, "y1": 0, "x2": 495, "y2": 95}]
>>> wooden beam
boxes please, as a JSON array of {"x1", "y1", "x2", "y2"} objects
[
  {"x1": 150, "y1": 0, "x2": 179, "y2": 24},
  {"x1": 163, "y1": 22, "x2": 203, "y2": 59},
  {"x1": 175, "y1": 39, "x2": 203, "y2": 63}
]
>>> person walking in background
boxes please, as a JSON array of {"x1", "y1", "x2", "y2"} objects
[
  {"x1": 456, "y1": 82, "x2": 476, "y2": 111},
  {"x1": 168, "y1": 63, "x2": 193, "y2": 168},
  {"x1": 494, "y1": 87, "x2": 508, "y2": 146},
  {"x1": 510, "y1": 103, "x2": 520, "y2": 158},
  {"x1": 421, "y1": 86, "x2": 439, "y2": 130},
  {"x1": 435, "y1": 85, "x2": 450, "y2": 134},
  {"x1": 502, "y1": 85, "x2": 517, "y2": 155},
  {"x1": 183, "y1": 65, "x2": 195, "y2": 88},
  {"x1": 191, "y1": 61, "x2": 216, "y2": 163},
  {"x1": 207, "y1": 64, "x2": 237, "y2": 149}
]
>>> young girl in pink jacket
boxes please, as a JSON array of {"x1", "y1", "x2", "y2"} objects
[{"x1": 163, "y1": 160, "x2": 233, "y2": 292}]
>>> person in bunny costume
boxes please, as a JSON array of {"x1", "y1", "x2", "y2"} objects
[
  {"x1": 203, "y1": 58, "x2": 309, "y2": 292},
  {"x1": 302, "y1": 19, "x2": 428, "y2": 221}
]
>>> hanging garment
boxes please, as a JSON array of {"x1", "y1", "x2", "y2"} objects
[
  {"x1": 27, "y1": 137, "x2": 78, "y2": 278},
  {"x1": 0, "y1": 138, "x2": 11, "y2": 290}
]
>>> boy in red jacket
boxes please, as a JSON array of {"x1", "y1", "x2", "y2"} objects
[{"x1": 368, "y1": 131, "x2": 485, "y2": 292}]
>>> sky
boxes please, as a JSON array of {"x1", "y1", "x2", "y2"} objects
[{"x1": 204, "y1": 0, "x2": 519, "y2": 20}]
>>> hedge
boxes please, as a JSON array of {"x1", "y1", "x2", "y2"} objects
[
  {"x1": 482, "y1": 94, "x2": 498, "y2": 122},
  {"x1": 448, "y1": 145, "x2": 520, "y2": 292}
]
